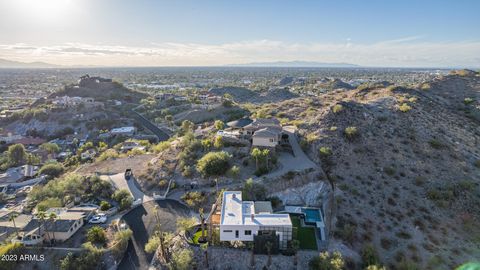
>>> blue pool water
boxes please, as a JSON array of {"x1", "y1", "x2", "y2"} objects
[{"x1": 302, "y1": 208, "x2": 322, "y2": 224}]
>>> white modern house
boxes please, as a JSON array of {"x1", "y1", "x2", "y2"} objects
[
  {"x1": 220, "y1": 191, "x2": 292, "y2": 249},
  {"x1": 110, "y1": 126, "x2": 137, "y2": 137}
]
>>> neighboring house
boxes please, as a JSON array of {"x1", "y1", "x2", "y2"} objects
[
  {"x1": 0, "y1": 165, "x2": 39, "y2": 184},
  {"x1": 220, "y1": 191, "x2": 292, "y2": 249},
  {"x1": 13, "y1": 211, "x2": 84, "y2": 245},
  {"x1": 252, "y1": 127, "x2": 282, "y2": 148},
  {"x1": 12, "y1": 137, "x2": 46, "y2": 147},
  {"x1": 0, "y1": 131, "x2": 23, "y2": 144},
  {"x1": 243, "y1": 118, "x2": 281, "y2": 137},
  {"x1": 110, "y1": 126, "x2": 136, "y2": 137},
  {"x1": 80, "y1": 149, "x2": 96, "y2": 160},
  {"x1": 51, "y1": 95, "x2": 104, "y2": 109},
  {"x1": 120, "y1": 141, "x2": 145, "y2": 152}
]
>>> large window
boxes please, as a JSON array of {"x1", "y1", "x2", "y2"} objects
[{"x1": 245, "y1": 230, "x2": 252, "y2": 235}]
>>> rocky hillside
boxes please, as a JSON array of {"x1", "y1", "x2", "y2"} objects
[{"x1": 260, "y1": 72, "x2": 480, "y2": 269}]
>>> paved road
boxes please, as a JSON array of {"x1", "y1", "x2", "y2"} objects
[
  {"x1": 118, "y1": 200, "x2": 191, "y2": 270},
  {"x1": 131, "y1": 109, "x2": 170, "y2": 141}
]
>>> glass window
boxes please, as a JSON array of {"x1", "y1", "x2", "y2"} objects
[
  {"x1": 245, "y1": 230, "x2": 252, "y2": 235},
  {"x1": 223, "y1": 230, "x2": 232, "y2": 233},
  {"x1": 235, "y1": 230, "x2": 239, "y2": 238}
]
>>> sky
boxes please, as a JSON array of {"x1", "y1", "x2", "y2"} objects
[{"x1": 0, "y1": 0, "x2": 479, "y2": 68}]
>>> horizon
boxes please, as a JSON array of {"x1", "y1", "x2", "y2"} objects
[{"x1": 1, "y1": 0, "x2": 480, "y2": 68}]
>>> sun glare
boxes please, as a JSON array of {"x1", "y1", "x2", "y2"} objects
[{"x1": 14, "y1": 0, "x2": 74, "y2": 22}]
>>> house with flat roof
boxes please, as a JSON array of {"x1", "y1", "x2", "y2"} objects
[
  {"x1": 220, "y1": 191, "x2": 292, "y2": 249},
  {"x1": 110, "y1": 126, "x2": 136, "y2": 137}
]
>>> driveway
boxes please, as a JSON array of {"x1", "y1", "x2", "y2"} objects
[
  {"x1": 101, "y1": 173, "x2": 153, "y2": 203},
  {"x1": 118, "y1": 200, "x2": 191, "y2": 270},
  {"x1": 259, "y1": 128, "x2": 318, "y2": 179}
]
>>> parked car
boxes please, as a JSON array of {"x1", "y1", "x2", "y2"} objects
[
  {"x1": 125, "y1": 168, "x2": 133, "y2": 180},
  {"x1": 88, "y1": 213, "x2": 107, "y2": 224}
]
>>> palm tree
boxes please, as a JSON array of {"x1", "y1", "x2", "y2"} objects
[
  {"x1": 199, "y1": 208, "x2": 206, "y2": 242},
  {"x1": 249, "y1": 242, "x2": 255, "y2": 268},
  {"x1": 9, "y1": 213, "x2": 19, "y2": 237},
  {"x1": 291, "y1": 240, "x2": 300, "y2": 266},
  {"x1": 262, "y1": 149, "x2": 270, "y2": 170},
  {"x1": 48, "y1": 212, "x2": 57, "y2": 245},
  {"x1": 36, "y1": 211, "x2": 48, "y2": 244},
  {"x1": 251, "y1": 147, "x2": 262, "y2": 169},
  {"x1": 200, "y1": 243, "x2": 209, "y2": 268},
  {"x1": 265, "y1": 241, "x2": 273, "y2": 267}
]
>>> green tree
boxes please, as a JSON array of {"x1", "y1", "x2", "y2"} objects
[
  {"x1": 181, "y1": 120, "x2": 194, "y2": 134},
  {"x1": 39, "y1": 162, "x2": 64, "y2": 178},
  {"x1": 251, "y1": 147, "x2": 262, "y2": 169},
  {"x1": 112, "y1": 189, "x2": 133, "y2": 210},
  {"x1": 196, "y1": 151, "x2": 231, "y2": 176},
  {"x1": 145, "y1": 235, "x2": 161, "y2": 253},
  {"x1": 99, "y1": 201, "x2": 111, "y2": 211},
  {"x1": 169, "y1": 248, "x2": 193, "y2": 270},
  {"x1": 40, "y1": 143, "x2": 60, "y2": 155},
  {"x1": 7, "y1": 144, "x2": 26, "y2": 166},
  {"x1": 309, "y1": 251, "x2": 345, "y2": 270},
  {"x1": 86, "y1": 226, "x2": 107, "y2": 244},
  {"x1": 176, "y1": 217, "x2": 197, "y2": 234}
]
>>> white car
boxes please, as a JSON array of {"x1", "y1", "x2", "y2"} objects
[{"x1": 88, "y1": 214, "x2": 107, "y2": 224}]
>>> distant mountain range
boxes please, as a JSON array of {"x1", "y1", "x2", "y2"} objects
[
  {"x1": 0, "y1": 58, "x2": 59, "y2": 68},
  {"x1": 229, "y1": 60, "x2": 360, "y2": 68}
]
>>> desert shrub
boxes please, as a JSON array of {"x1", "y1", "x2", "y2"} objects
[
  {"x1": 475, "y1": 159, "x2": 480, "y2": 168},
  {"x1": 0, "y1": 242, "x2": 24, "y2": 270},
  {"x1": 242, "y1": 178, "x2": 267, "y2": 201},
  {"x1": 309, "y1": 251, "x2": 344, "y2": 270},
  {"x1": 229, "y1": 165, "x2": 240, "y2": 178},
  {"x1": 39, "y1": 162, "x2": 64, "y2": 178},
  {"x1": 87, "y1": 226, "x2": 107, "y2": 244},
  {"x1": 181, "y1": 191, "x2": 206, "y2": 209},
  {"x1": 153, "y1": 141, "x2": 170, "y2": 153},
  {"x1": 36, "y1": 197, "x2": 62, "y2": 211},
  {"x1": 158, "y1": 179, "x2": 169, "y2": 188},
  {"x1": 332, "y1": 104, "x2": 344, "y2": 113},
  {"x1": 398, "y1": 103, "x2": 412, "y2": 112},
  {"x1": 344, "y1": 126, "x2": 359, "y2": 140},
  {"x1": 97, "y1": 149, "x2": 119, "y2": 161},
  {"x1": 196, "y1": 151, "x2": 231, "y2": 176},
  {"x1": 464, "y1": 97, "x2": 475, "y2": 105},
  {"x1": 420, "y1": 83, "x2": 431, "y2": 90},
  {"x1": 330, "y1": 126, "x2": 338, "y2": 131},
  {"x1": 383, "y1": 166, "x2": 396, "y2": 176},
  {"x1": 319, "y1": 146, "x2": 332, "y2": 157},
  {"x1": 169, "y1": 248, "x2": 194, "y2": 270},
  {"x1": 428, "y1": 139, "x2": 444, "y2": 149},
  {"x1": 361, "y1": 244, "x2": 380, "y2": 268},
  {"x1": 395, "y1": 231, "x2": 412, "y2": 239}
]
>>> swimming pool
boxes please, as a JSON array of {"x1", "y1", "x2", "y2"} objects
[{"x1": 302, "y1": 208, "x2": 322, "y2": 224}]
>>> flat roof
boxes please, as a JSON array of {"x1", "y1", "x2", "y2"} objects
[{"x1": 221, "y1": 191, "x2": 291, "y2": 227}]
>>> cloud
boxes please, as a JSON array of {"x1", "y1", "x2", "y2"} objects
[{"x1": 0, "y1": 39, "x2": 479, "y2": 67}]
